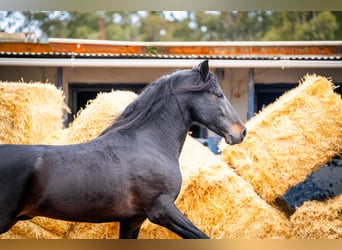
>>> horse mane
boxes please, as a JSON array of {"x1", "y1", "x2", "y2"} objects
[{"x1": 99, "y1": 68, "x2": 216, "y2": 135}]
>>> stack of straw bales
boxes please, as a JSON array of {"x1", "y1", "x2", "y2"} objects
[
  {"x1": 220, "y1": 75, "x2": 342, "y2": 203},
  {"x1": 0, "y1": 82, "x2": 68, "y2": 145}
]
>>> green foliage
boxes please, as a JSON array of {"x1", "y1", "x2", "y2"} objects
[
  {"x1": 263, "y1": 11, "x2": 338, "y2": 41},
  {"x1": 0, "y1": 11, "x2": 341, "y2": 42}
]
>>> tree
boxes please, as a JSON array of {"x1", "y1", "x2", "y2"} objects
[
  {"x1": 332, "y1": 11, "x2": 342, "y2": 39},
  {"x1": 263, "y1": 11, "x2": 338, "y2": 41},
  {"x1": 0, "y1": 11, "x2": 341, "y2": 42}
]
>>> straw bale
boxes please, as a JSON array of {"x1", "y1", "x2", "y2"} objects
[
  {"x1": 220, "y1": 75, "x2": 342, "y2": 203},
  {"x1": 0, "y1": 81, "x2": 68, "y2": 144},
  {"x1": 290, "y1": 194, "x2": 342, "y2": 239}
]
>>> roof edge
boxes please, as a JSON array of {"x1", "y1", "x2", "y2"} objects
[
  {"x1": 1, "y1": 57, "x2": 341, "y2": 69},
  {"x1": 48, "y1": 38, "x2": 342, "y2": 47}
]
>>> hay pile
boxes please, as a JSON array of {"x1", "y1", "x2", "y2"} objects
[
  {"x1": 0, "y1": 82, "x2": 68, "y2": 144},
  {"x1": 220, "y1": 75, "x2": 342, "y2": 203},
  {"x1": 290, "y1": 194, "x2": 342, "y2": 239}
]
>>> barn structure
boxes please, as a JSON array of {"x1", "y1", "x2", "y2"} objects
[
  {"x1": 0, "y1": 35, "x2": 342, "y2": 225},
  {"x1": 0, "y1": 38, "x2": 341, "y2": 121}
]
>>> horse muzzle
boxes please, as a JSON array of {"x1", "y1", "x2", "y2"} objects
[{"x1": 225, "y1": 122, "x2": 247, "y2": 145}]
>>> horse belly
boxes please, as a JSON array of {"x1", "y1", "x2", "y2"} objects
[
  {"x1": 22, "y1": 149, "x2": 136, "y2": 222},
  {"x1": 31, "y1": 182, "x2": 141, "y2": 223}
]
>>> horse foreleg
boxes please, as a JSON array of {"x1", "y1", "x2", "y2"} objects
[
  {"x1": 145, "y1": 196, "x2": 209, "y2": 239},
  {"x1": 119, "y1": 218, "x2": 146, "y2": 239}
]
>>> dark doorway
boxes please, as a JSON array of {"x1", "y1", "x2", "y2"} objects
[
  {"x1": 68, "y1": 83, "x2": 146, "y2": 123},
  {"x1": 254, "y1": 83, "x2": 297, "y2": 113},
  {"x1": 255, "y1": 82, "x2": 342, "y2": 113}
]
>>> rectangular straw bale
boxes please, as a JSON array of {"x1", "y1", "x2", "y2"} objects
[
  {"x1": 290, "y1": 194, "x2": 342, "y2": 239},
  {"x1": 220, "y1": 75, "x2": 342, "y2": 203},
  {"x1": 0, "y1": 81, "x2": 68, "y2": 144}
]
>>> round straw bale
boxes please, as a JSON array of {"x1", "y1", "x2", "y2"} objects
[
  {"x1": 290, "y1": 194, "x2": 342, "y2": 239},
  {"x1": 0, "y1": 81, "x2": 69, "y2": 145},
  {"x1": 220, "y1": 75, "x2": 342, "y2": 203}
]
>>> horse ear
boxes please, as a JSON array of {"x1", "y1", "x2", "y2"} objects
[{"x1": 199, "y1": 60, "x2": 209, "y2": 81}]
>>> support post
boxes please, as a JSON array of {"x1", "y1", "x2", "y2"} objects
[
  {"x1": 57, "y1": 67, "x2": 63, "y2": 89},
  {"x1": 247, "y1": 68, "x2": 255, "y2": 120}
]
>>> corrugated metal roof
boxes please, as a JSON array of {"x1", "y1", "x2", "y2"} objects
[
  {"x1": 0, "y1": 38, "x2": 342, "y2": 70},
  {"x1": 0, "y1": 39, "x2": 341, "y2": 62}
]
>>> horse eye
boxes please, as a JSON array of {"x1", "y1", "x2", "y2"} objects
[{"x1": 215, "y1": 92, "x2": 223, "y2": 98}]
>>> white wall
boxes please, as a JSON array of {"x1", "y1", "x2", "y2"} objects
[
  {"x1": 226, "y1": 67, "x2": 342, "y2": 121},
  {"x1": 0, "y1": 66, "x2": 57, "y2": 83}
]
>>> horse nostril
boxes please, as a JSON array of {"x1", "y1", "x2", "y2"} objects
[{"x1": 241, "y1": 127, "x2": 247, "y2": 138}]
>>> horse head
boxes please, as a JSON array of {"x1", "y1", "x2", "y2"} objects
[{"x1": 187, "y1": 60, "x2": 247, "y2": 145}]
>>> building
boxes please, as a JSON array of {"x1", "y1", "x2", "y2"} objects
[{"x1": 1, "y1": 38, "x2": 341, "y2": 121}]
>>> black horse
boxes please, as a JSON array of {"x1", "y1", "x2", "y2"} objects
[{"x1": 0, "y1": 60, "x2": 246, "y2": 239}]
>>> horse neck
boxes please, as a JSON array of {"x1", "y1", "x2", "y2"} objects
[
  {"x1": 100, "y1": 93, "x2": 192, "y2": 159},
  {"x1": 142, "y1": 95, "x2": 192, "y2": 158}
]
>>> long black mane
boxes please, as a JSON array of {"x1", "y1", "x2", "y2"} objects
[{"x1": 100, "y1": 68, "x2": 216, "y2": 135}]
